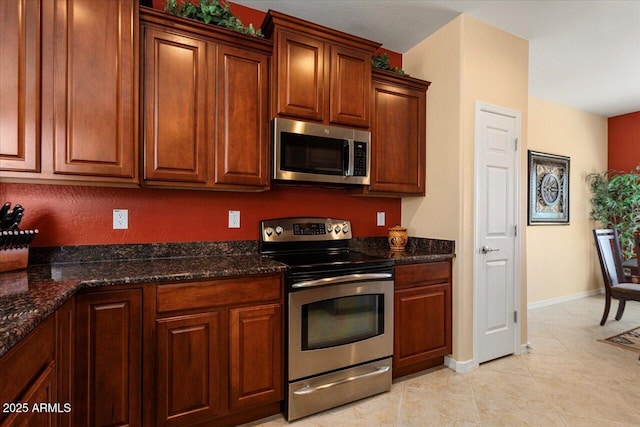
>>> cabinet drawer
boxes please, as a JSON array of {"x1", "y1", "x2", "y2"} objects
[
  {"x1": 395, "y1": 261, "x2": 451, "y2": 288},
  {"x1": 157, "y1": 274, "x2": 282, "y2": 313}
]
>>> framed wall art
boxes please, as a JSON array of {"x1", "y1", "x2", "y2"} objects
[{"x1": 528, "y1": 151, "x2": 570, "y2": 225}]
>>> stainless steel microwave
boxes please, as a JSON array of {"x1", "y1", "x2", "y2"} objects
[{"x1": 272, "y1": 118, "x2": 371, "y2": 185}]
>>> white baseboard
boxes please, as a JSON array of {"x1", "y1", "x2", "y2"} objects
[
  {"x1": 527, "y1": 288, "x2": 604, "y2": 310},
  {"x1": 444, "y1": 356, "x2": 477, "y2": 373}
]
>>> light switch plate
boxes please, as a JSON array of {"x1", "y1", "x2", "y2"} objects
[
  {"x1": 113, "y1": 209, "x2": 128, "y2": 230},
  {"x1": 376, "y1": 211, "x2": 385, "y2": 227},
  {"x1": 228, "y1": 210, "x2": 240, "y2": 228}
]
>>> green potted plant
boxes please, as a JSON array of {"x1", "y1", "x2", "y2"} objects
[
  {"x1": 371, "y1": 53, "x2": 406, "y2": 75},
  {"x1": 587, "y1": 167, "x2": 640, "y2": 259},
  {"x1": 164, "y1": 0, "x2": 262, "y2": 37}
]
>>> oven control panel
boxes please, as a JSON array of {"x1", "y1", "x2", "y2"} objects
[{"x1": 260, "y1": 217, "x2": 352, "y2": 242}]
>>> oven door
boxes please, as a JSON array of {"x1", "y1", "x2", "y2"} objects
[{"x1": 288, "y1": 277, "x2": 393, "y2": 381}]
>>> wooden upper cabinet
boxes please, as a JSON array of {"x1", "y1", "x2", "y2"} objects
[
  {"x1": 275, "y1": 30, "x2": 325, "y2": 121},
  {"x1": 329, "y1": 45, "x2": 371, "y2": 127},
  {"x1": 142, "y1": 27, "x2": 209, "y2": 185},
  {"x1": 263, "y1": 10, "x2": 380, "y2": 128},
  {"x1": 47, "y1": 0, "x2": 137, "y2": 181},
  {"x1": 140, "y1": 8, "x2": 272, "y2": 191},
  {"x1": 0, "y1": 0, "x2": 40, "y2": 173},
  {"x1": 367, "y1": 70, "x2": 430, "y2": 195},
  {"x1": 215, "y1": 45, "x2": 269, "y2": 187}
]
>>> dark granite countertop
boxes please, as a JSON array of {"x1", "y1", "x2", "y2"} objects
[
  {"x1": 0, "y1": 253, "x2": 286, "y2": 358},
  {"x1": 0, "y1": 237, "x2": 455, "y2": 359},
  {"x1": 350, "y1": 236, "x2": 456, "y2": 264}
]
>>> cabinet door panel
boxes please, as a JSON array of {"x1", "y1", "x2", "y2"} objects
[
  {"x1": 394, "y1": 283, "x2": 451, "y2": 370},
  {"x1": 277, "y1": 31, "x2": 324, "y2": 121},
  {"x1": 229, "y1": 304, "x2": 283, "y2": 410},
  {"x1": 215, "y1": 45, "x2": 268, "y2": 187},
  {"x1": 142, "y1": 27, "x2": 209, "y2": 184},
  {"x1": 51, "y1": 0, "x2": 136, "y2": 179},
  {"x1": 370, "y1": 82, "x2": 425, "y2": 194},
  {"x1": 0, "y1": 316, "x2": 55, "y2": 425},
  {"x1": 56, "y1": 299, "x2": 74, "y2": 427},
  {"x1": 156, "y1": 312, "x2": 221, "y2": 426},
  {"x1": 0, "y1": 0, "x2": 40, "y2": 172},
  {"x1": 74, "y1": 290, "x2": 142, "y2": 427},
  {"x1": 2, "y1": 361, "x2": 57, "y2": 427},
  {"x1": 329, "y1": 46, "x2": 370, "y2": 127}
]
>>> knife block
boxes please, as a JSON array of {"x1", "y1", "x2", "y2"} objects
[{"x1": 0, "y1": 247, "x2": 28, "y2": 273}]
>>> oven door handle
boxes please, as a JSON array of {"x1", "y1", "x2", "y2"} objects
[
  {"x1": 291, "y1": 272, "x2": 392, "y2": 289},
  {"x1": 293, "y1": 365, "x2": 390, "y2": 395}
]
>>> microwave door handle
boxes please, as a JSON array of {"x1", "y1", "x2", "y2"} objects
[{"x1": 344, "y1": 140, "x2": 354, "y2": 176}]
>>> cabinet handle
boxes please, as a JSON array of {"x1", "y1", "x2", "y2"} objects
[{"x1": 293, "y1": 365, "x2": 390, "y2": 395}]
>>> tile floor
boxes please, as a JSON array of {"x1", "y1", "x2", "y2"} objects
[{"x1": 244, "y1": 295, "x2": 640, "y2": 426}]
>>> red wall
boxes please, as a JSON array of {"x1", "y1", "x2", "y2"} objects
[
  {"x1": 608, "y1": 111, "x2": 640, "y2": 172},
  {"x1": 150, "y1": 0, "x2": 403, "y2": 68},
  {"x1": 0, "y1": 183, "x2": 400, "y2": 247}
]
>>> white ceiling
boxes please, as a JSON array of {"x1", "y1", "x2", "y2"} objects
[{"x1": 236, "y1": 0, "x2": 640, "y2": 118}]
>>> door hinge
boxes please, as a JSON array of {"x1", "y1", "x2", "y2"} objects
[
  {"x1": 514, "y1": 311, "x2": 518, "y2": 323},
  {"x1": 514, "y1": 225, "x2": 517, "y2": 237},
  {"x1": 514, "y1": 137, "x2": 518, "y2": 151}
]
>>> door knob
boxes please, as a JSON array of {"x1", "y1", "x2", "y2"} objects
[{"x1": 481, "y1": 245, "x2": 500, "y2": 254}]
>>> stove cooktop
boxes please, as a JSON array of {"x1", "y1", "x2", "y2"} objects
[
  {"x1": 259, "y1": 217, "x2": 393, "y2": 281},
  {"x1": 270, "y1": 250, "x2": 390, "y2": 270},
  {"x1": 268, "y1": 250, "x2": 393, "y2": 286}
]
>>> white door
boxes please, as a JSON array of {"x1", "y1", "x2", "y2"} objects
[{"x1": 474, "y1": 102, "x2": 520, "y2": 364}]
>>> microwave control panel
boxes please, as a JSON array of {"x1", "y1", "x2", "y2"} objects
[{"x1": 353, "y1": 142, "x2": 367, "y2": 177}]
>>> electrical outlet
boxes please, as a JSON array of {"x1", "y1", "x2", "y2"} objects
[
  {"x1": 376, "y1": 211, "x2": 386, "y2": 227},
  {"x1": 228, "y1": 210, "x2": 240, "y2": 228},
  {"x1": 113, "y1": 209, "x2": 128, "y2": 230}
]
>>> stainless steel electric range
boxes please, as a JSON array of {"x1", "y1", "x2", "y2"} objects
[{"x1": 259, "y1": 217, "x2": 394, "y2": 421}]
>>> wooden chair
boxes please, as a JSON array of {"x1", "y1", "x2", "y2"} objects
[
  {"x1": 593, "y1": 229, "x2": 640, "y2": 325},
  {"x1": 635, "y1": 231, "x2": 640, "y2": 276}
]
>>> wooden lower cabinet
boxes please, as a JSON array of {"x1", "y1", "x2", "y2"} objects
[
  {"x1": 152, "y1": 274, "x2": 284, "y2": 426},
  {"x1": 228, "y1": 304, "x2": 282, "y2": 410},
  {"x1": 155, "y1": 312, "x2": 222, "y2": 427},
  {"x1": 74, "y1": 289, "x2": 142, "y2": 427},
  {"x1": 1, "y1": 362, "x2": 57, "y2": 427},
  {"x1": 393, "y1": 261, "x2": 452, "y2": 378},
  {"x1": 55, "y1": 299, "x2": 74, "y2": 427},
  {"x1": 1, "y1": 273, "x2": 283, "y2": 427},
  {"x1": 0, "y1": 316, "x2": 57, "y2": 427}
]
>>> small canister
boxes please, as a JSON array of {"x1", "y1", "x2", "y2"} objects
[{"x1": 388, "y1": 225, "x2": 408, "y2": 251}]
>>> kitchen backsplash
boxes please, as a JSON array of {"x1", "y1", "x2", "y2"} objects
[{"x1": 1, "y1": 183, "x2": 400, "y2": 247}]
